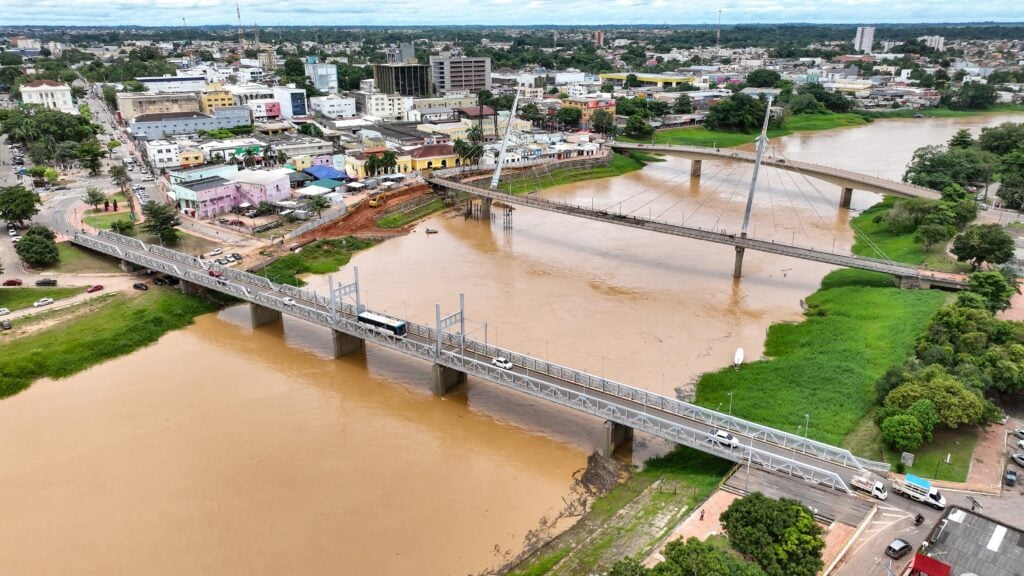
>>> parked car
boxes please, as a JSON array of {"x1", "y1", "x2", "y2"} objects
[
  {"x1": 132, "y1": 282, "x2": 148, "y2": 291},
  {"x1": 141, "y1": 175, "x2": 154, "y2": 182},
  {"x1": 1019, "y1": 439, "x2": 1024, "y2": 451},
  {"x1": 153, "y1": 277, "x2": 167, "y2": 286},
  {"x1": 244, "y1": 210, "x2": 258, "y2": 218},
  {"x1": 32, "y1": 297, "x2": 54, "y2": 307},
  {"x1": 2, "y1": 279, "x2": 22, "y2": 286},
  {"x1": 708, "y1": 429, "x2": 740, "y2": 449},
  {"x1": 1006, "y1": 469, "x2": 1019, "y2": 487},
  {"x1": 1011, "y1": 428, "x2": 1024, "y2": 440},
  {"x1": 0, "y1": 307, "x2": 9, "y2": 316},
  {"x1": 1011, "y1": 453, "x2": 1024, "y2": 467},
  {"x1": 885, "y1": 538, "x2": 913, "y2": 560},
  {"x1": 1, "y1": 319, "x2": 10, "y2": 330},
  {"x1": 231, "y1": 253, "x2": 243, "y2": 261},
  {"x1": 35, "y1": 278, "x2": 57, "y2": 286},
  {"x1": 491, "y1": 357, "x2": 514, "y2": 370},
  {"x1": 86, "y1": 284, "x2": 104, "y2": 293},
  {"x1": 209, "y1": 248, "x2": 224, "y2": 256}
]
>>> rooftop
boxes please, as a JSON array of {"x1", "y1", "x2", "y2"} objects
[
  {"x1": 134, "y1": 111, "x2": 212, "y2": 123},
  {"x1": 22, "y1": 79, "x2": 67, "y2": 88},
  {"x1": 922, "y1": 507, "x2": 1024, "y2": 576},
  {"x1": 409, "y1": 143, "x2": 455, "y2": 159},
  {"x1": 181, "y1": 176, "x2": 231, "y2": 192},
  {"x1": 229, "y1": 168, "x2": 293, "y2": 186}
]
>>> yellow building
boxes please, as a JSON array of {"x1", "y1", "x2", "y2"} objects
[
  {"x1": 290, "y1": 155, "x2": 314, "y2": 171},
  {"x1": 344, "y1": 149, "x2": 414, "y2": 179},
  {"x1": 560, "y1": 97, "x2": 616, "y2": 128},
  {"x1": 178, "y1": 149, "x2": 204, "y2": 167},
  {"x1": 417, "y1": 115, "x2": 531, "y2": 142},
  {"x1": 199, "y1": 83, "x2": 236, "y2": 115},
  {"x1": 408, "y1": 143, "x2": 460, "y2": 171}
]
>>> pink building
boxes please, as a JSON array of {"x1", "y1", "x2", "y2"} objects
[
  {"x1": 227, "y1": 168, "x2": 293, "y2": 206},
  {"x1": 173, "y1": 167, "x2": 293, "y2": 218}
]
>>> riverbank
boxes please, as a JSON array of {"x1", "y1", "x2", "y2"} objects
[
  {"x1": 509, "y1": 447, "x2": 732, "y2": 576},
  {"x1": 619, "y1": 112, "x2": 870, "y2": 148},
  {"x1": 861, "y1": 103, "x2": 1024, "y2": 119},
  {"x1": 500, "y1": 151, "x2": 658, "y2": 195},
  {"x1": 0, "y1": 289, "x2": 222, "y2": 399},
  {"x1": 261, "y1": 237, "x2": 375, "y2": 286},
  {"x1": 849, "y1": 197, "x2": 969, "y2": 273}
]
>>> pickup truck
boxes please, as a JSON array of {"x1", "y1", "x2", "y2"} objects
[
  {"x1": 892, "y1": 473, "x2": 946, "y2": 510},
  {"x1": 850, "y1": 474, "x2": 888, "y2": 500}
]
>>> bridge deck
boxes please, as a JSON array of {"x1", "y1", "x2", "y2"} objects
[{"x1": 71, "y1": 230, "x2": 897, "y2": 495}]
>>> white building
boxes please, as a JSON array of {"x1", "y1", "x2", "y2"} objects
[
  {"x1": 554, "y1": 71, "x2": 586, "y2": 85},
  {"x1": 138, "y1": 75, "x2": 207, "y2": 94},
  {"x1": 918, "y1": 36, "x2": 946, "y2": 52},
  {"x1": 310, "y1": 94, "x2": 357, "y2": 118},
  {"x1": 20, "y1": 80, "x2": 76, "y2": 114},
  {"x1": 566, "y1": 84, "x2": 587, "y2": 97},
  {"x1": 304, "y1": 60, "x2": 339, "y2": 94},
  {"x1": 351, "y1": 90, "x2": 413, "y2": 121},
  {"x1": 272, "y1": 86, "x2": 308, "y2": 118},
  {"x1": 854, "y1": 27, "x2": 875, "y2": 54},
  {"x1": 143, "y1": 140, "x2": 181, "y2": 169}
]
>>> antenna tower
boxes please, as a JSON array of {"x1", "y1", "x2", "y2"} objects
[{"x1": 236, "y1": 1, "x2": 245, "y2": 51}]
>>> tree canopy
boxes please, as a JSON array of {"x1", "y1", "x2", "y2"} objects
[
  {"x1": 704, "y1": 94, "x2": 777, "y2": 133},
  {"x1": 720, "y1": 493, "x2": 824, "y2": 576},
  {"x1": 0, "y1": 185, "x2": 41, "y2": 227}
]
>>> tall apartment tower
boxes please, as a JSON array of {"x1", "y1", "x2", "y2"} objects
[
  {"x1": 429, "y1": 56, "x2": 491, "y2": 94},
  {"x1": 591, "y1": 30, "x2": 605, "y2": 47},
  {"x1": 372, "y1": 63, "x2": 432, "y2": 97},
  {"x1": 854, "y1": 27, "x2": 875, "y2": 53}
]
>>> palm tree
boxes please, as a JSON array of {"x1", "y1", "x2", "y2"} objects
[
  {"x1": 276, "y1": 151, "x2": 288, "y2": 165},
  {"x1": 364, "y1": 154, "x2": 382, "y2": 177},
  {"x1": 306, "y1": 194, "x2": 330, "y2": 218},
  {"x1": 242, "y1": 148, "x2": 258, "y2": 168},
  {"x1": 262, "y1": 145, "x2": 274, "y2": 167},
  {"x1": 380, "y1": 150, "x2": 398, "y2": 175}
]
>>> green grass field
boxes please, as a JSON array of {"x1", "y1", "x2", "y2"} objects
[
  {"x1": 619, "y1": 113, "x2": 869, "y2": 148},
  {"x1": 83, "y1": 211, "x2": 133, "y2": 230},
  {"x1": 261, "y1": 237, "x2": 374, "y2": 286},
  {"x1": 501, "y1": 152, "x2": 649, "y2": 195},
  {"x1": 695, "y1": 269, "x2": 947, "y2": 447},
  {"x1": 0, "y1": 286, "x2": 85, "y2": 312},
  {"x1": 376, "y1": 199, "x2": 445, "y2": 229},
  {"x1": 861, "y1": 103, "x2": 1024, "y2": 119},
  {"x1": 0, "y1": 289, "x2": 220, "y2": 399},
  {"x1": 850, "y1": 197, "x2": 970, "y2": 273},
  {"x1": 47, "y1": 242, "x2": 122, "y2": 274}
]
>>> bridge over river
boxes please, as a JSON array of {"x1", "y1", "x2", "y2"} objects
[{"x1": 71, "y1": 230, "x2": 895, "y2": 497}]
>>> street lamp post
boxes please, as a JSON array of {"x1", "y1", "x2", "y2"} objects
[{"x1": 728, "y1": 391, "x2": 733, "y2": 416}]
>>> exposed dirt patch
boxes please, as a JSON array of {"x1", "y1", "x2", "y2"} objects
[{"x1": 299, "y1": 183, "x2": 433, "y2": 241}]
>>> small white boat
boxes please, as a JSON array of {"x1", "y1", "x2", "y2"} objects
[{"x1": 733, "y1": 347, "x2": 745, "y2": 368}]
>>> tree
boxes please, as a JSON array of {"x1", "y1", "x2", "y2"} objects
[
  {"x1": 907, "y1": 399, "x2": 940, "y2": 443},
  {"x1": 913, "y1": 223, "x2": 955, "y2": 251},
  {"x1": 75, "y1": 139, "x2": 108, "y2": 175},
  {"x1": 965, "y1": 270, "x2": 1017, "y2": 312},
  {"x1": 305, "y1": 195, "x2": 330, "y2": 218},
  {"x1": 943, "y1": 82, "x2": 997, "y2": 110},
  {"x1": 591, "y1": 108, "x2": 616, "y2": 136},
  {"x1": 15, "y1": 233, "x2": 59, "y2": 267},
  {"x1": 44, "y1": 168, "x2": 60, "y2": 185},
  {"x1": 106, "y1": 140, "x2": 122, "y2": 153},
  {"x1": 881, "y1": 414, "x2": 924, "y2": 451},
  {"x1": 996, "y1": 171, "x2": 1024, "y2": 210},
  {"x1": 704, "y1": 94, "x2": 774, "y2": 133},
  {"x1": 624, "y1": 114, "x2": 654, "y2": 138},
  {"x1": 0, "y1": 185, "x2": 41, "y2": 227},
  {"x1": 83, "y1": 186, "x2": 107, "y2": 211},
  {"x1": 364, "y1": 154, "x2": 382, "y2": 177},
  {"x1": 746, "y1": 69, "x2": 782, "y2": 88},
  {"x1": 978, "y1": 122, "x2": 1024, "y2": 156},
  {"x1": 902, "y1": 145, "x2": 998, "y2": 191},
  {"x1": 672, "y1": 93, "x2": 693, "y2": 114},
  {"x1": 109, "y1": 165, "x2": 132, "y2": 194},
  {"x1": 241, "y1": 148, "x2": 258, "y2": 168},
  {"x1": 720, "y1": 493, "x2": 824, "y2": 576},
  {"x1": 657, "y1": 537, "x2": 765, "y2": 576},
  {"x1": 556, "y1": 106, "x2": 582, "y2": 128},
  {"x1": 109, "y1": 219, "x2": 135, "y2": 235},
  {"x1": 624, "y1": 73, "x2": 639, "y2": 88},
  {"x1": 379, "y1": 150, "x2": 398, "y2": 174},
  {"x1": 141, "y1": 201, "x2": 181, "y2": 244},
  {"x1": 298, "y1": 122, "x2": 323, "y2": 137},
  {"x1": 23, "y1": 225, "x2": 55, "y2": 241},
  {"x1": 608, "y1": 556, "x2": 646, "y2": 576},
  {"x1": 948, "y1": 129, "x2": 975, "y2": 149},
  {"x1": 519, "y1": 103, "x2": 543, "y2": 125},
  {"x1": 884, "y1": 367, "x2": 986, "y2": 428},
  {"x1": 951, "y1": 224, "x2": 1015, "y2": 269}
]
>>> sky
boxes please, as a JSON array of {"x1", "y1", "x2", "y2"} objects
[{"x1": 5, "y1": 0, "x2": 1024, "y2": 27}]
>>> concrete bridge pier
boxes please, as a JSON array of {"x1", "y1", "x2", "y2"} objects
[
  {"x1": 179, "y1": 280, "x2": 202, "y2": 295},
  {"x1": 896, "y1": 276, "x2": 930, "y2": 290},
  {"x1": 332, "y1": 330, "x2": 364, "y2": 358},
  {"x1": 733, "y1": 246, "x2": 746, "y2": 278},
  {"x1": 249, "y1": 302, "x2": 282, "y2": 327},
  {"x1": 119, "y1": 259, "x2": 135, "y2": 272},
  {"x1": 480, "y1": 197, "x2": 493, "y2": 219},
  {"x1": 840, "y1": 187, "x2": 853, "y2": 209},
  {"x1": 600, "y1": 420, "x2": 634, "y2": 458},
  {"x1": 690, "y1": 159, "x2": 702, "y2": 179},
  {"x1": 431, "y1": 364, "x2": 466, "y2": 396}
]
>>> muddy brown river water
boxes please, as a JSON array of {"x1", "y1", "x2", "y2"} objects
[{"x1": 1, "y1": 114, "x2": 1020, "y2": 575}]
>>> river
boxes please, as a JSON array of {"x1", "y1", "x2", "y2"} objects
[{"x1": 1, "y1": 113, "x2": 1019, "y2": 575}]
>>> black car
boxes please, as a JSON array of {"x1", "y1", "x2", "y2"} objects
[
  {"x1": 1, "y1": 319, "x2": 11, "y2": 330},
  {"x1": 35, "y1": 278, "x2": 57, "y2": 286},
  {"x1": 1006, "y1": 469, "x2": 1019, "y2": 487},
  {"x1": 153, "y1": 277, "x2": 167, "y2": 286},
  {"x1": 132, "y1": 282, "x2": 149, "y2": 291},
  {"x1": 885, "y1": 538, "x2": 912, "y2": 559}
]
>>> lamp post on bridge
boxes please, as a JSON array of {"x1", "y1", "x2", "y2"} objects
[{"x1": 728, "y1": 391, "x2": 733, "y2": 416}]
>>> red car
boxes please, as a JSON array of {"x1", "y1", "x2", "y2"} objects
[
  {"x1": 87, "y1": 285, "x2": 104, "y2": 293},
  {"x1": 2, "y1": 279, "x2": 23, "y2": 286},
  {"x1": 208, "y1": 270, "x2": 223, "y2": 278}
]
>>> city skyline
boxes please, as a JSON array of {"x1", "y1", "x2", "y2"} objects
[{"x1": 4, "y1": 0, "x2": 1024, "y2": 27}]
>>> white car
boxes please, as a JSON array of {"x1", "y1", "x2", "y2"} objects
[
  {"x1": 1019, "y1": 439, "x2": 1024, "y2": 450},
  {"x1": 209, "y1": 248, "x2": 224, "y2": 257},
  {"x1": 32, "y1": 298, "x2": 54, "y2": 308},
  {"x1": 491, "y1": 357, "x2": 514, "y2": 370},
  {"x1": 141, "y1": 175, "x2": 154, "y2": 182},
  {"x1": 708, "y1": 429, "x2": 740, "y2": 449},
  {"x1": 0, "y1": 307, "x2": 9, "y2": 316},
  {"x1": 281, "y1": 297, "x2": 296, "y2": 306}
]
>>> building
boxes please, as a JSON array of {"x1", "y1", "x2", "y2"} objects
[
  {"x1": 258, "y1": 51, "x2": 278, "y2": 71},
  {"x1": 227, "y1": 84, "x2": 275, "y2": 106},
  {"x1": 129, "y1": 107, "x2": 252, "y2": 140},
  {"x1": 386, "y1": 42, "x2": 416, "y2": 64},
  {"x1": 304, "y1": 57, "x2": 339, "y2": 94},
  {"x1": 344, "y1": 148, "x2": 413, "y2": 179},
  {"x1": 591, "y1": 30, "x2": 605, "y2": 47},
  {"x1": 913, "y1": 507, "x2": 1024, "y2": 576},
  {"x1": 137, "y1": 75, "x2": 207, "y2": 94},
  {"x1": 115, "y1": 92, "x2": 201, "y2": 122},
  {"x1": 19, "y1": 80, "x2": 75, "y2": 114},
  {"x1": 228, "y1": 168, "x2": 293, "y2": 206},
  {"x1": 143, "y1": 139, "x2": 182, "y2": 169},
  {"x1": 560, "y1": 96, "x2": 616, "y2": 129},
  {"x1": 412, "y1": 93, "x2": 479, "y2": 110},
  {"x1": 599, "y1": 72, "x2": 697, "y2": 88},
  {"x1": 272, "y1": 86, "x2": 308, "y2": 118},
  {"x1": 918, "y1": 35, "x2": 946, "y2": 51},
  {"x1": 246, "y1": 100, "x2": 282, "y2": 121},
  {"x1": 351, "y1": 90, "x2": 413, "y2": 121},
  {"x1": 854, "y1": 27, "x2": 876, "y2": 53},
  {"x1": 373, "y1": 63, "x2": 432, "y2": 97},
  {"x1": 262, "y1": 134, "x2": 334, "y2": 159},
  {"x1": 429, "y1": 56, "x2": 491, "y2": 94},
  {"x1": 310, "y1": 94, "x2": 357, "y2": 118},
  {"x1": 198, "y1": 84, "x2": 236, "y2": 114}
]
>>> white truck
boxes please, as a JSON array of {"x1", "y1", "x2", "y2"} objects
[
  {"x1": 892, "y1": 473, "x2": 946, "y2": 510},
  {"x1": 850, "y1": 474, "x2": 888, "y2": 500}
]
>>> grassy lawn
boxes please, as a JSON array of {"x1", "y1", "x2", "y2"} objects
[
  {"x1": 695, "y1": 269, "x2": 947, "y2": 447},
  {"x1": 850, "y1": 197, "x2": 971, "y2": 273},
  {"x1": 511, "y1": 447, "x2": 732, "y2": 575},
  {"x1": 0, "y1": 289, "x2": 220, "y2": 399},
  {"x1": 83, "y1": 211, "x2": 134, "y2": 230},
  {"x1": 376, "y1": 198, "x2": 445, "y2": 229},
  {"x1": 46, "y1": 242, "x2": 122, "y2": 274},
  {"x1": 136, "y1": 230, "x2": 220, "y2": 257},
  {"x1": 619, "y1": 113, "x2": 869, "y2": 148},
  {"x1": 862, "y1": 103, "x2": 1024, "y2": 119},
  {"x1": 896, "y1": 428, "x2": 977, "y2": 482},
  {"x1": 0, "y1": 286, "x2": 85, "y2": 311},
  {"x1": 261, "y1": 237, "x2": 374, "y2": 286},
  {"x1": 501, "y1": 151, "x2": 649, "y2": 195}
]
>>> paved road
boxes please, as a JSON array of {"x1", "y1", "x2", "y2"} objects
[{"x1": 74, "y1": 230, "x2": 892, "y2": 496}]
